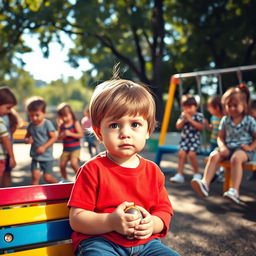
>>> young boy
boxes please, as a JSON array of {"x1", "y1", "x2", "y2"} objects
[
  {"x1": 68, "y1": 79, "x2": 179, "y2": 256},
  {"x1": 25, "y1": 98, "x2": 58, "y2": 185}
]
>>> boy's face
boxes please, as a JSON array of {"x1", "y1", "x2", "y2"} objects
[
  {"x1": 95, "y1": 114, "x2": 149, "y2": 164},
  {"x1": 207, "y1": 105, "x2": 219, "y2": 117},
  {"x1": 28, "y1": 110, "x2": 45, "y2": 126},
  {"x1": 182, "y1": 105, "x2": 197, "y2": 115}
]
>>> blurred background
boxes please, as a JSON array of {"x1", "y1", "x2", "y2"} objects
[{"x1": 1, "y1": 0, "x2": 256, "y2": 133}]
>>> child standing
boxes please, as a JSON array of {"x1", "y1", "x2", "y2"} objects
[
  {"x1": 25, "y1": 98, "x2": 58, "y2": 185},
  {"x1": 0, "y1": 87, "x2": 17, "y2": 186},
  {"x1": 57, "y1": 103, "x2": 83, "y2": 181},
  {"x1": 68, "y1": 79, "x2": 179, "y2": 256},
  {"x1": 81, "y1": 106, "x2": 99, "y2": 157},
  {"x1": 170, "y1": 95, "x2": 204, "y2": 184},
  {"x1": 191, "y1": 85, "x2": 256, "y2": 204}
]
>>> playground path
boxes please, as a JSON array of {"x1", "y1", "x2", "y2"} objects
[{"x1": 11, "y1": 143, "x2": 256, "y2": 256}]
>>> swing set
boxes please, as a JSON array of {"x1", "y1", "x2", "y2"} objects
[{"x1": 155, "y1": 64, "x2": 256, "y2": 167}]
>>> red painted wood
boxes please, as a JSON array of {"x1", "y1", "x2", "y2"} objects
[{"x1": 0, "y1": 183, "x2": 73, "y2": 206}]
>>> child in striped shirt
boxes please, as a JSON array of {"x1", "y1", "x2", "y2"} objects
[{"x1": 57, "y1": 103, "x2": 83, "y2": 181}]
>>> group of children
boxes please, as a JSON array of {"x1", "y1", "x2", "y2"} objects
[
  {"x1": 170, "y1": 84, "x2": 256, "y2": 204},
  {"x1": 0, "y1": 88, "x2": 100, "y2": 187}
]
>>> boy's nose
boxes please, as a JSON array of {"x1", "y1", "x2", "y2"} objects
[{"x1": 119, "y1": 127, "x2": 131, "y2": 138}]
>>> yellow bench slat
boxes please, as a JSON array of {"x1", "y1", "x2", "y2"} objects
[
  {"x1": 0, "y1": 202, "x2": 69, "y2": 226},
  {"x1": 7, "y1": 243, "x2": 74, "y2": 256}
]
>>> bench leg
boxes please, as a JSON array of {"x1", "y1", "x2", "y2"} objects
[{"x1": 223, "y1": 167, "x2": 232, "y2": 192}]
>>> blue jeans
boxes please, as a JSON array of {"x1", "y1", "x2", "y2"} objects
[{"x1": 76, "y1": 237, "x2": 180, "y2": 256}]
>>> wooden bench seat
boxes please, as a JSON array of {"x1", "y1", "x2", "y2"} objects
[
  {"x1": 204, "y1": 158, "x2": 256, "y2": 192},
  {"x1": 0, "y1": 183, "x2": 74, "y2": 256},
  {"x1": 218, "y1": 161, "x2": 256, "y2": 192}
]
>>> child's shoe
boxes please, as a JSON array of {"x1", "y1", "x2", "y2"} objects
[
  {"x1": 223, "y1": 188, "x2": 240, "y2": 204},
  {"x1": 191, "y1": 179, "x2": 209, "y2": 197},
  {"x1": 170, "y1": 173, "x2": 185, "y2": 184},
  {"x1": 192, "y1": 173, "x2": 202, "y2": 180}
]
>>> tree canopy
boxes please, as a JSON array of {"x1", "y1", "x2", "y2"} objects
[{"x1": 0, "y1": 0, "x2": 256, "y2": 119}]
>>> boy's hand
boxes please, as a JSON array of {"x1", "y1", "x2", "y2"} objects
[
  {"x1": 182, "y1": 112, "x2": 193, "y2": 122},
  {"x1": 108, "y1": 201, "x2": 141, "y2": 237},
  {"x1": 133, "y1": 206, "x2": 154, "y2": 240},
  {"x1": 36, "y1": 145, "x2": 46, "y2": 155},
  {"x1": 9, "y1": 156, "x2": 16, "y2": 169},
  {"x1": 25, "y1": 136, "x2": 33, "y2": 144}
]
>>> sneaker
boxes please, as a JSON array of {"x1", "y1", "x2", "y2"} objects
[
  {"x1": 191, "y1": 179, "x2": 209, "y2": 197},
  {"x1": 192, "y1": 173, "x2": 202, "y2": 180},
  {"x1": 223, "y1": 188, "x2": 240, "y2": 204},
  {"x1": 170, "y1": 173, "x2": 185, "y2": 184}
]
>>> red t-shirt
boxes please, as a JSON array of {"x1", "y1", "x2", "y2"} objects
[{"x1": 68, "y1": 152, "x2": 173, "y2": 252}]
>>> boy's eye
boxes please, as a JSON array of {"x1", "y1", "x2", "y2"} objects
[
  {"x1": 131, "y1": 122, "x2": 140, "y2": 128},
  {"x1": 109, "y1": 123, "x2": 119, "y2": 129}
]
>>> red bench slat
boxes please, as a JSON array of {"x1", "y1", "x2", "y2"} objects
[{"x1": 0, "y1": 183, "x2": 73, "y2": 206}]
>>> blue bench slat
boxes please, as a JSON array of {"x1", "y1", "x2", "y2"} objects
[{"x1": 0, "y1": 219, "x2": 72, "y2": 250}]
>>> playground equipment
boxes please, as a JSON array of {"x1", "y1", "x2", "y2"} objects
[{"x1": 155, "y1": 64, "x2": 256, "y2": 168}]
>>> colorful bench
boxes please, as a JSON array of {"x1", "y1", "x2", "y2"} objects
[
  {"x1": 218, "y1": 161, "x2": 256, "y2": 192},
  {"x1": 0, "y1": 183, "x2": 74, "y2": 256}
]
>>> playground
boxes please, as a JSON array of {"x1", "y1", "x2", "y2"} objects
[
  {"x1": 7, "y1": 142, "x2": 256, "y2": 256},
  {"x1": 2, "y1": 65, "x2": 256, "y2": 255}
]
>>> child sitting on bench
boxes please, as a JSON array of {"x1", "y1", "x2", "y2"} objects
[{"x1": 191, "y1": 84, "x2": 256, "y2": 204}]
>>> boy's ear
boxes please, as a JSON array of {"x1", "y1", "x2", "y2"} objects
[{"x1": 93, "y1": 126, "x2": 102, "y2": 141}]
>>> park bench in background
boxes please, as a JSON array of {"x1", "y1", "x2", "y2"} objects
[
  {"x1": 0, "y1": 183, "x2": 74, "y2": 256},
  {"x1": 218, "y1": 161, "x2": 256, "y2": 192},
  {"x1": 204, "y1": 158, "x2": 256, "y2": 192}
]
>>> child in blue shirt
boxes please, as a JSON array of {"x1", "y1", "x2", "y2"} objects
[{"x1": 25, "y1": 98, "x2": 58, "y2": 185}]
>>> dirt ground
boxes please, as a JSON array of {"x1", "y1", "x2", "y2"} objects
[{"x1": 10, "y1": 143, "x2": 256, "y2": 256}]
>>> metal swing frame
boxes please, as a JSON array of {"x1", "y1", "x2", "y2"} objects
[{"x1": 158, "y1": 64, "x2": 256, "y2": 146}]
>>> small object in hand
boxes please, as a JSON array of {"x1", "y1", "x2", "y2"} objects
[{"x1": 124, "y1": 206, "x2": 143, "y2": 240}]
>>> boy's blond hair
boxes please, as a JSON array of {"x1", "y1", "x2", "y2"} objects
[{"x1": 89, "y1": 79, "x2": 156, "y2": 135}]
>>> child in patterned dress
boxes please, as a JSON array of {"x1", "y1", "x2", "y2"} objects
[{"x1": 170, "y1": 95, "x2": 204, "y2": 184}]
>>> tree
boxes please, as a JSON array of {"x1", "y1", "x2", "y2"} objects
[
  {"x1": 166, "y1": 0, "x2": 256, "y2": 91},
  {"x1": 1, "y1": 0, "x2": 256, "y2": 121}
]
